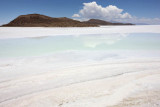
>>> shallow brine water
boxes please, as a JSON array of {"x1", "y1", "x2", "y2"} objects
[{"x1": 0, "y1": 33, "x2": 160, "y2": 58}]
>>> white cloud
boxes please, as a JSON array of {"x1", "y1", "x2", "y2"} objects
[
  {"x1": 72, "y1": 14, "x2": 80, "y2": 18},
  {"x1": 74, "y1": 1, "x2": 132, "y2": 21},
  {"x1": 73, "y1": 1, "x2": 160, "y2": 25}
]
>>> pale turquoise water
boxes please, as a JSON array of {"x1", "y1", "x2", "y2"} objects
[{"x1": 0, "y1": 33, "x2": 160, "y2": 58}]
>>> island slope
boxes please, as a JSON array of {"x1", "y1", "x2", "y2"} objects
[{"x1": 2, "y1": 14, "x2": 98, "y2": 27}]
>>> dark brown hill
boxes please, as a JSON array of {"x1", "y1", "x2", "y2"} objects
[
  {"x1": 83, "y1": 19, "x2": 133, "y2": 25},
  {"x1": 2, "y1": 14, "x2": 98, "y2": 27}
]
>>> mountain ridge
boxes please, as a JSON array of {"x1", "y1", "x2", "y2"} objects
[
  {"x1": 2, "y1": 14, "x2": 98, "y2": 27},
  {"x1": 83, "y1": 19, "x2": 133, "y2": 25},
  {"x1": 2, "y1": 14, "x2": 134, "y2": 27}
]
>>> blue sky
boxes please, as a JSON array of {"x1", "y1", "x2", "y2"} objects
[{"x1": 0, "y1": 0, "x2": 160, "y2": 25}]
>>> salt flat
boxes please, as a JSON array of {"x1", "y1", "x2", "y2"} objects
[
  {"x1": 0, "y1": 25, "x2": 160, "y2": 107},
  {"x1": 0, "y1": 25, "x2": 160, "y2": 39}
]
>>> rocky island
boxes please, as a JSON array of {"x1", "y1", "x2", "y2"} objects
[{"x1": 2, "y1": 14, "x2": 133, "y2": 27}]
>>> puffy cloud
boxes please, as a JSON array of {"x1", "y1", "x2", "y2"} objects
[
  {"x1": 72, "y1": 14, "x2": 80, "y2": 18},
  {"x1": 73, "y1": 1, "x2": 160, "y2": 25},
  {"x1": 73, "y1": 1, "x2": 132, "y2": 20}
]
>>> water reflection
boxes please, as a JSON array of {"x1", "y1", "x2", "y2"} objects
[
  {"x1": 0, "y1": 33, "x2": 160, "y2": 57},
  {"x1": 80, "y1": 33, "x2": 128, "y2": 48}
]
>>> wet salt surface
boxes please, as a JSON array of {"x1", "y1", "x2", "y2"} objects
[{"x1": 0, "y1": 33, "x2": 160, "y2": 58}]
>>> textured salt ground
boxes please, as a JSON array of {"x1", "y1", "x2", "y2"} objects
[
  {"x1": 110, "y1": 90, "x2": 160, "y2": 107},
  {"x1": 0, "y1": 58, "x2": 160, "y2": 107}
]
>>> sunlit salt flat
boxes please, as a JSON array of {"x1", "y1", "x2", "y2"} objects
[{"x1": 0, "y1": 26, "x2": 160, "y2": 107}]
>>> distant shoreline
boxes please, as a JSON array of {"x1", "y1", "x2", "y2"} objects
[
  {"x1": 1, "y1": 14, "x2": 134, "y2": 27},
  {"x1": 0, "y1": 25, "x2": 159, "y2": 39}
]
